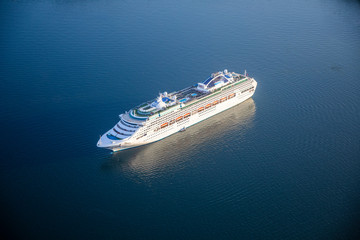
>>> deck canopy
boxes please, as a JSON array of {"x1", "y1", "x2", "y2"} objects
[{"x1": 199, "y1": 70, "x2": 233, "y2": 92}]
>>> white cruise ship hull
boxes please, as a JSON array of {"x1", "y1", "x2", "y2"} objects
[
  {"x1": 97, "y1": 70, "x2": 257, "y2": 152},
  {"x1": 107, "y1": 81, "x2": 256, "y2": 152}
]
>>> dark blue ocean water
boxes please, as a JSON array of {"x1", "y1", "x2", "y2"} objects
[{"x1": 1, "y1": 0, "x2": 360, "y2": 239}]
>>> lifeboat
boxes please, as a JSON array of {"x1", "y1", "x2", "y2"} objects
[
  {"x1": 212, "y1": 100, "x2": 219, "y2": 105},
  {"x1": 160, "y1": 122, "x2": 168, "y2": 128},
  {"x1": 176, "y1": 116, "x2": 183, "y2": 122},
  {"x1": 184, "y1": 113, "x2": 191, "y2": 118},
  {"x1": 198, "y1": 107, "x2": 204, "y2": 112},
  {"x1": 205, "y1": 104, "x2": 211, "y2": 109},
  {"x1": 220, "y1": 97, "x2": 227, "y2": 102},
  {"x1": 228, "y1": 93, "x2": 235, "y2": 99}
]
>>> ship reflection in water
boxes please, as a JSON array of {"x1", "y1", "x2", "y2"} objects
[{"x1": 101, "y1": 98, "x2": 256, "y2": 180}]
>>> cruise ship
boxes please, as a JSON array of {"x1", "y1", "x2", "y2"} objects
[{"x1": 97, "y1": 69, "x2": 257, "y2": 152}]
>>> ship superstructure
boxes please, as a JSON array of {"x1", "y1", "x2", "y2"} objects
[{"x1": 97, "y1": 69, "x2": 257, "y2": 151}]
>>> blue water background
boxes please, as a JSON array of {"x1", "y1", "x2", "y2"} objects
[{"x1": 1, "y1": 0, "x2": 360, "y2": 239}]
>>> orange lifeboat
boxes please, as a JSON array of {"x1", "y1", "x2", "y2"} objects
[
  {"x1": 161, "y1": 122, "x2": 168, "y2": 128},
  {"x1": 212, "y1": 100, "x2": 219, "y2": 105},
  {"x1": 220, "y1": 97, "x2": 227, "y2": 102},
  {"x1": 176, "y1": 116, "x2": 183, "y2": 122},
  {"x1": 198, "y1": 107, "x2": 204, "y2": 112},
  {"x1": 205, "y1": 104, "x2": 211, "y2": 109},
  {"x1": 228, "y1": 93, "x2": 235, "y2": 99},
  {"x1": 184, "y1": 113, "x2": 191, "y2": 118}
]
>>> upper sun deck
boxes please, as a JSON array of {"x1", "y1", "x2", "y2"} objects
[{"x1": 128, "y1": 70, "x2": 248, "y2": 121}]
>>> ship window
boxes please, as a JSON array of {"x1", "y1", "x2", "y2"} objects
[
  {"x1": 121, "y1": 119, "x2": 138, "y2": 128},
  {"x1": 107, "y1": 134, "x2": 121, "y2": 140},
  {"x1": 117, "y1": 124, "x2": 136, "y2": 132},
  {"x1": 113, "y1": 128, "x2": 121, "y2": 135}
]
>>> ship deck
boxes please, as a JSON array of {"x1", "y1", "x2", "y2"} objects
[{"x1": 131, "y1": 72, "x2": 248, "y2": 120}]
